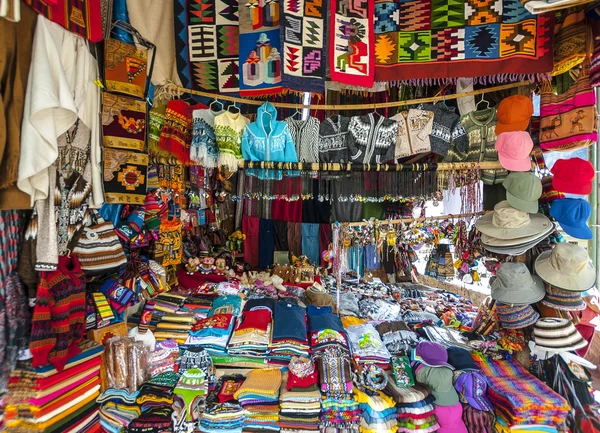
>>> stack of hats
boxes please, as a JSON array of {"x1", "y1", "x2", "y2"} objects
[
  {"x1": 135, "y1": 371, "x2": 180, "y2": 414},
  {"x1": 533, "y1": 318, "x2": 587, "y2": 353},
  {"x1": 234, "y1": 368, "x2": 282, "y2": 432},
  {"x1": 491, "y1": 263, "x2": 543, "y2": 329},
  {"x1": 5, "y1": 341, "x2": 103, "y2": 433},
  {"x1": 475, "y1": 200, "x2": 553, "y2": 255},
  {"x1": 346, "y1": 324, "x2": 392, "y2": 369},
  {"x1": 279, "y1": 372, "x2": 321, "y2": 432},
  {"x1": 98, "y1": 389, "x2": 141, "y2": 433},
  {"x1": 354, "y1": 387, "x2": 397, "y2": 433},
  {"x1": 148, "y1": 339, "x2": 180, "y2": 376},
  {"x1": 495, "y1": 95, "x2": 534, "y2": 173},
  {"x1": 269, "y1": 301, "x2": 310, "y2": 363},
  {"x1": 385, "y1": 379, "x2": 438, "y2": 433}
]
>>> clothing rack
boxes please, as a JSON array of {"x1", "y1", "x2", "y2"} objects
[
  {"x1": 159, "y1": 81, "x2": 531, "y2": 110},
  {"x1": 240, "y1": 161, "x2": 515, "y2": 171},
  {"x1": 343, "y1": 211, "x2": 487, "y2": 227}
]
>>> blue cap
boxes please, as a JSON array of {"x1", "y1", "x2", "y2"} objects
[{"x1": 550, "y1": 198, "x2": 592, "y2": 239}]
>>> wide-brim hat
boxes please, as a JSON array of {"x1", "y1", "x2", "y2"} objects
[
  {"x1": 475, "y1": 202, "x2": 552, "y2": 240},
  {"x1": 491, "y1": 262, "x2": 546, "y2": 305},
  {"x1": 541, "y1": 285, "x2": 586, "y2": 312},
  {"x1": 496, "y1": 303, "x2": 540, "y2": 329},
  {"x1": 482, "y1": 231, "x2": 551, "y2": 256},
  {"x1": 533, "y1": 318, "x2": 587, "y2": 353},
  {"x1": 481, "y1": 223, "x2": 554, "y2": 247},
  {"x1": 535, "y1": 243, "x2": 596, "y2": 292}
]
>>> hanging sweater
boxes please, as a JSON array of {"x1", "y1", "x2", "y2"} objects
[
  {"x1": 191, "y1": 109, "x2": 224, "y2": 168},
  {"x1": 347, "y1": 113, "x2": 398, "y2": 164},
  {"x1": 319, "y1": 115, "x2": 351, "y2": 163},
  {"x1": 215, "y1": 111, "x2": 251, "y2": 173},
  {"x1": 30, "y1": 256, "x2": 87, "y2": 371},
  {"x1": 417, "y1": 103, "x2": 469, "y2": 157},
  {"x1": 391, "y1": 109, "x2": 435, "y2": 159},
  {"x1": 445, "y1": 107, "x2": 508, "y2": 185},
  {"x1": 241, "y1": 102, "x2": 298, "y2": 163},
  {"x1": 284, "y1": 116, "x2": 320, "y2": 163}
]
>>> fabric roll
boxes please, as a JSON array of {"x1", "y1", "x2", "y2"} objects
[
  {"x1": 302, "y1": 223, "x2": 320, "y2": 265},
  {"x1": 242, "y1": 216, "x2": 260, "y2": 268},
  {"x1": 259, "y1": 218, "x2": 275, "y2": 269}
]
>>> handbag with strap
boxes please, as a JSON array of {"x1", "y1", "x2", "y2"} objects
[
  {"x1": 104, "y1": 20, "x2": 155, "y2": 100},
  {"x1": 539, "y1": 58, "x2": 598, "y2": 152},
  {"x1": 73, "y1": 213, "x2": 128, "y2": 275}
]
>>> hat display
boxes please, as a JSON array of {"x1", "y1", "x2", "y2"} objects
[
  {"x1": 454, "y1": 371, "x2": 494, "y2": 412},
  {"x1": 496, "y1": 303, "x2": 540, "y2": 329},
  {"x1": 415, "y1": 365, "x2": 459, "y2": 407},
  {"x1": 413, "y1": 341, "x2": 453, "y2": 369},
  {"x1": 447, "y1": 347, "x2": 478, "y2": 371},
  {"x1": 491, "y1": 262, "x2": 545, "y2": 305},
  {"x1": 503, "y1": 172, "x2": 542, "y2": 214},
  {"x1": 475, "y1": 201, "x2": 552, "y2": 240},
  {"x1": 495, "y1": 131, "x2": 534, "y2": 172},
  {"x1": 551, "y1": 158, "x2": 595, "y2": 195},
  {"x1": 541, "y1": 284, "x2": 586, "y2": 312},
  {"x1": 533, "y1": 318, "x2": 587, "y2": 353},
  {"x1": 481, "y1": 221, "x2": 554, "y2": 249},
  {"x1": 535, "y1": 243, "x2": 596, "y2": 292},
  {"x1": 549, "y1": 198, "x2": 592, "y2": 240},
  {"x1": 495, "y1": 95, "x2": 534, "y2": 134}
]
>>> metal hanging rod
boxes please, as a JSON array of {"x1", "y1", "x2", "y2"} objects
[
  {"x1": 240, "y1": 161, "x2": 516, "y2": 171},
  {"x1": 344, "y1": 211, "x2": 488, "y2": 227}
]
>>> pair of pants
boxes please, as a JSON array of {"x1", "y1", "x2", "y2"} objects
[
  {"x1": 302, "y1": 223, "x2": 320, "y2": 265},
  {"x1": 258, "y1": 218, "x2": 275, "y2": 269},
  {"x1": 242, "y1": 216, "x2": 260, "y2": 268}
]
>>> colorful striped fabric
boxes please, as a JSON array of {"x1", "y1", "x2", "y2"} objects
[{"x1": 472, "y1": 353, "x2": 569, "y2": 427}]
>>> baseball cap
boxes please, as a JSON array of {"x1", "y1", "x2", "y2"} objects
[
  {"x1": 416, "y1": 366, "x2": 459, "y2": 407},
  {"x1": 495, "y1": 95, "x2": 534, "y2": 134},
  {"x1": 447, "y1": 347, "x2": 478, "y2": 371},
  {"x1": 549, "y1": 198, "x2": 592, "y2": 240},
  {"x1": 503, "y1": 172, "x2": 542, "y2": 213},
  {"x1": 454, "y1": 371, "x2": 494, "y2": 412},
  {"x1": 551, "y1": 158, "x2": 595, "y2": 195},
  {"x1": 495, "y1": 131, "x2": 533, "y2": 172}
]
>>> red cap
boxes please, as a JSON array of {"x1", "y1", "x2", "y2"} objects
[{"x1": 551, "y1": 158, "x2": 595, "y2": 195}]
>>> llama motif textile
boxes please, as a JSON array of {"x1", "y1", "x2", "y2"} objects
[
  {"x1": 174, "y1": 0, "x2": 241, "y2": 92},
  {"x1": 280, "y1": 0, "x2": 328, "y2": 94},
  {"x1": 329, "y1": 0, "x2": 376, "y2": 88},
  {"x1": 373, "y1": 0, "x2": 554, "y2": 83},
  {"x1": 239, "y1": 0, "x2": 283, "y2": 95}
]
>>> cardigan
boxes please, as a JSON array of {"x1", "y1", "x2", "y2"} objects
[
  {"x1": 347, "y1": 113, "x2": 398, "y2": 164},
  {"x1": 417, "y1": 103, "x2": 469, "y2": 157},
  {"x1": 318, "y1": 115, "x2": 351, "y2": 163},
  {"x1": 445, "y1": 107, "x2": 508, "y2": 185},
  {"x1": 284, "y1": 116, "x2": 320, "y2": 163},
  {"x1": 391, "y1": 109, "x2": 434, "y2": 159},
  {"x1": 215, "y1": 111, "x2": 250, "y2": 173}
]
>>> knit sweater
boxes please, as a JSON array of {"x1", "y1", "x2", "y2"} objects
[
  {"x1": 391, "y1": 109, "x2": 434, "y2": 159},
  {"x1": 30, "y1": 256, "x2": 87, "y2": 371},
  {"x1": 191, "y1": 109, "x2": 224, "y2": 168},
  {"x1": 318, "y1": 115, "x2": 351, "y2": 163},
  {"x1": 284, "y1": 117, "x2": 320, "y2": 163},
  {"x1": 347, "y1": 113, "x2": 398, "y2": 164},
  {"x1": 445, "y1": 107, "x2": 508, "y2": 185},
  {"x1": 215, "y1": 111, "x2": 251, "y2": 172},
  {"x1": 417, "y1": 103, "x2": 468, "y2": 157}
]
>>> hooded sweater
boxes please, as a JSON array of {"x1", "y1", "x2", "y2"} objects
[{"x1": 241, "y1": 102, "x2": 298, "y2": 163}]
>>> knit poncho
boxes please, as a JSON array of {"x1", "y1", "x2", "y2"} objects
[
  {"x1": 191, "y1": 109, "x2": 224, "y2": 168},
  {"x1": 215, "y1": 111, "x2": 250, "y2": 173}
]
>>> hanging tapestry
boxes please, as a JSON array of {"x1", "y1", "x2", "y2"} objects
[
  {"x1": 280, "y1": 0, "x2": 327, "y2": 94},
  {"x1": 102, "y1": 93, "x2": 147, "y2": 152},
  {"x1": 239, "y1": 0, "x2": 283, "y2": 96},
  {"x1": 24, "y1": 0, "x2": 103, "y2": 42},
  {"x1": 103, "y1": 148, "x2": 149, "y2": 205},
  {"x1": 329, "y1": 0, "x2": 376, "y2": 88},
  {"x1": 174, "y1": 0, "x2": 241, "y2": 93},
  {"x1": 104, "y1": 37, "x2": 149, "y2": 99},
  {"x1": 373, "y1": 0, "x2": 554, "y2": 84}
]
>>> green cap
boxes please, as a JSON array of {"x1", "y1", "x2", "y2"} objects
[
  {"x1": 503, "y1": 172, "x2": 542, "y2": 214},
  {"x1": 416, "y1": 366, "x2": 459, "y2": 407}
]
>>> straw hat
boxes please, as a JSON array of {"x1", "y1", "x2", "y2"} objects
[
  {"x1": 491, "y1": 262, "x2": 545, "y2": 305},
  {"x1": 533, "y1": 318, "x2": 587, "y2": 353},
  {"x1": 535, "y1": 243, "x2": 596, "y2": 292},
  {"x1": 475, "y1": 201, "x2": 551, "y2": 240},
  {"x1": 541, "y1": 284, "x2": 586, "y2": 312}
]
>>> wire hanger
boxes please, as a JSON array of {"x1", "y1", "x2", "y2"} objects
[
  {"x1": 210, "y1": 98, "x2": 224, "y2": 112},
  {"x1": 227, "y1": 102, "x2": 240, "y2": 114},
  {"x1": 476, "y1": 94, "x2": 490, "y2": 110}
]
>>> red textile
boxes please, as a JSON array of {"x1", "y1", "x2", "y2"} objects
[
  {"x1": 242, "y1": 216, "x2": 260, "y2": 268},
  {"x1": 272, "y1": 198, "x2": 302, "y2": 222},
  {"x1": 287, "y1": 368, "x2": 318, "y2": 390},
  {"x1": 177, "y1": 270, "x2": 228, "y2": 289},
  {"x1": 237, "y1": 310, "x2": 272, "y2": 331},
  {"x1": 159, "y1": 100, "x2": 206, "y2": 164},
  {"x1": 575, "y1": 324, "x2": 595, "y2": 357}
]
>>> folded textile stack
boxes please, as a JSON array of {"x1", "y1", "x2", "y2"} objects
[
  {"x1": 127, "y1": 407, "x2": 173, "y2": 433},
  {"x1": 210, "y1": 295, "x2": 243, "y2": 316},
  {"x1": 153, "y1": 293, "x2": 187, "y2": 314},
  {"x1": 187, "y1": 314, "x2": 235, "y2": 356},
  {"x1": 473, "y1": 353, "x2": 569, "y2": 427},
  {"x1": 234, "y1": 368, "x2": 282, "y2": 432},
  {"x1": 5, "y1": 341, "x2": 103, "y2": 433},
  {"x1": 279, "y1": 373, "x2": 321, "y2": 432},
  {"x1": 269, "y1": 301, "x2": 310, "y2": 363},
  {"x1": 376, "y1": 321, "x2": 423, "y2": 355},
  {"x1": 385, "y1": 378, "x2": 438, "y2": 433},
  {"x1": 347, "y1": 324, "x2": 392, "y2": 369},
  {"x1": 136, "y1": 371, "x2": 181, "y2": 414},
  {"x1": 354, "y1": 388, "x2": 397, "y2": 433},
  {"x1": 98, "y1": 388, "x2": 140, "y2": 433},
  {"x1": 308, "y1": 306, "x2": 350, "y2": 353},
  {"x1": 320, "y1": 397, "x2": 360, "y2": 432},
  {"x1": 199, "y1": 402, "x2": 245, "y2": 433},
  {"x1": 183, "y1": 293, "x2": 219, "y2": 317},
  {"x1": 154, "y1": 311, "x2": 198, "y2": 344},
  {"x1": 228, "y1": 309, "x2": 272, "y2": 358},
  {"x1": 148, "y1": 339, "x2": 180, "y2": 376}
]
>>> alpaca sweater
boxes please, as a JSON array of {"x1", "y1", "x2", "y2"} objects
[
  {"x1": 318, "y1": 115, "x2": 351, "y2": 163},
  {"x1": 417, "y1": 103, "x2": 469, "y2": 157},
  {"x1": 391, "y1": 109, "x2": 434, "y2": 158},
  {"x1": 347, "y1": 113, "x2": 398, "y2": 164}
]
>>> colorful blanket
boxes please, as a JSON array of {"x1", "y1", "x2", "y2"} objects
[
  {"x1": 280, "y1": 0, "x2": 328, "y2": 94},
  {"x1": 373, "y1": 0, "x2": 554, "y2": 84},
  {"x1": 175, "y1": 0, "x2": 240, "y2": 92},
  {"x1": 473, "y1": 353, "x2": 569, "y2": 427},
  {"x1": 239, "y1": 0, "x2": 283, "y2": 95},
  {"x1": 330, "y1": 0, "x2": 376, "y2": 88}
]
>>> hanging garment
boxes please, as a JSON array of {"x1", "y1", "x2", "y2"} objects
[
  {"x1": 301, "y1": 223, "x2": 320, "y2": 265},
  {"x1": 242, "y1": 216, "x2": 260, "y2": 268},
  {"x1": 284, "y1": 116, "x2": 320, "y2": 163},
  {"x1": 391, "y1": 109, "x2": 434, "y2": 158},
  {"x1": 417, "y1": 103, "x2": 469, "y2": 158},
  {"x1": 259, "y1": 218, "x2": 276, "y2": 269},
  {"x1": 191, "y1": 109, "x2": 224, "y2": 168},
  {"x1": 215, "y1": 111, "x2": 250, "y2": 173},
  {"x1": 319, "y1": 115, "x2": 351, "y2": 163},
  {"x1": 347, "y1": 113, "x2": 398, "y2": 164}
]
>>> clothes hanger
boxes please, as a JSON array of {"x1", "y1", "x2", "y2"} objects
[
  {"x1": 476, "y1": 94, "x2": 490, "y2": 110},
  {"x1": 210, "y1": 98, "x2": 224, "y2": 112},
  {"x1": 227, "y1": 102, "x2": 240, "y2": 114}
]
